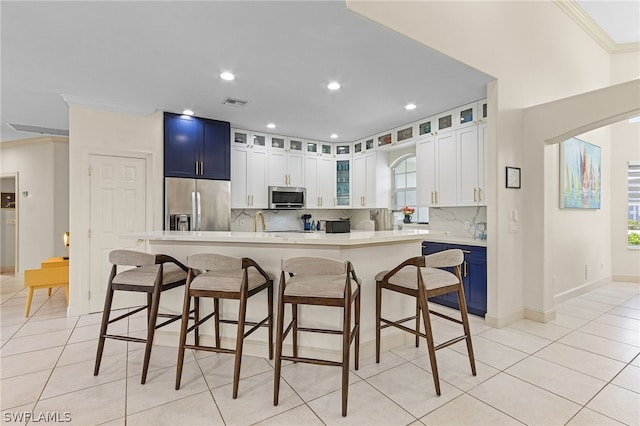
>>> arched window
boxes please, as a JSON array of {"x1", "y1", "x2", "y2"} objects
[{"x1": 392, "y1": 155, "x2": 428, "y2": 223}]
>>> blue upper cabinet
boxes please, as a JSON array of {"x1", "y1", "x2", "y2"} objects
[
  {"x1": 164, "y1": 112, "x2": 230, "y2": 180},
  {"x1": 201, "y1": 118, "x2": 230, "y2": 180}
]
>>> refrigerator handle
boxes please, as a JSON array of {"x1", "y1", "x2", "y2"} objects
[
  {"x1": 196, "y1": 191, "x2": 202, "y2": 231},
  {"x1": 191, "y1": 191, "x2": 198, "y2": 231}
]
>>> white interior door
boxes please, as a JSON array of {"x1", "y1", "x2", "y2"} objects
[{"x1": 89, "y1": 154, "x2": 147, "y2": 312}]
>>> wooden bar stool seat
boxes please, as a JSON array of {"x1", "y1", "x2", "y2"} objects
[
  {"x1": 273, "y1": 257, "x2": 361, "y2": 417},
  {"x1": 375, "y1": 249, "x2": 476, "y2": 396},
  {"x1": 94, "y1": 250, "x2": 188, "y2": 384},
  {"x1": 175, "y1": 253, "x2": 274, "y2": 399}
]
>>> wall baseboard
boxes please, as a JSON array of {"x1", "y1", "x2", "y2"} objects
[
  {"x1": 612, "y1": 275, "x2": 640, "y2": 283},
  {"x1": 525, "y1": 308, "x2": 556, "y2": 323},
  {"x1": 554, "y1": 276, "x2": 610, "y2": 304},
  {"x1": 485, "y1": 309, "x2": 524, "y2": 328}
]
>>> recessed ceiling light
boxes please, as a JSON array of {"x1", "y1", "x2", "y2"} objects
[
  {"x1": 220, "y1": 72, "x2": 235, "y2": 81},
  {"x1": 182, "y1": 109, "x2": 194, "y2": 116},
  {"x1": 330, "y1": 133, "x2": 338, "y2": 139},
  {"x1": 327, "y1": 82, "x2": 341, "y2": 90},
  {"x1": 267, "y1": 123, "x2": 276, "y2": 129},
  {"x1": 405, "y1": 103, "x2": 417, "y2": 110}
]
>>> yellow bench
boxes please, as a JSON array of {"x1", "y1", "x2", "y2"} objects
[{"x1": 24, "y1": 257, "x2": 69, "y2": 317}]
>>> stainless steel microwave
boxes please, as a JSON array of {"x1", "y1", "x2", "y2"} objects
[{"x1": 269, "y1": 186, "x2": 306, "y2": 209}]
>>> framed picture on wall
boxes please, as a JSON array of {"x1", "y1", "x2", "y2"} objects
[
  {"x1": 1, "y1": 192, "x2": 15, "y2": 208},
  {"x1": 560, "y1": 137, "x2": 601, "y2": 209},
  {"x1": 506, "y1": 167, "x2": 521, "y2": 189}
]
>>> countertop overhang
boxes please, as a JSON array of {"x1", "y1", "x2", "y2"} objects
[
  {"x1": 125, "y1": 229, "x2": 434, "y2": 246},
  {"x1": 124, "y1": 229, "x2": 487, "y2": 247}
]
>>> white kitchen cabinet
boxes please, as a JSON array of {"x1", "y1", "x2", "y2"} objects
[
  {"x1": 305, "y1": 140, "x2": 333, "y2": 158},
  {"x1": 305, "y1": 155, "x2": 334, "y2": 208},
  {"x1": 231, "y1": 134, "x2": 268, "y2": 208},
  {"x1": 335, "y1": 158, "x2": 351, "y2": 207},
  {"x1": 435, "y1": 109, "x2": 456, "y2": 135},
  {"x1": 457, "y1": 125, "x2": 480, "y2": 205},
  {"x1": 477, "y1": 99, "x2": 488, "y2": 124},
  {"x1": 477, "y1": 122, "x2": 487, "y2": 204},
  {"x1": 353, "y1": 137, "x2": 375, "y2": 154},
  {"x1": 416, "y1": 116, "x2": 436, "y2": 137},
  {"x1": 456, "y1": 102, "x2": 477, "y2": 129},
  {"x1": 268, "y1": 136, "x2": 304, "y2": 187},
  {"x1": 416, "y1": 135, "x2": 436, "y2": 207},
  {"x1": 353, "y1": 151, "x2": 389, "y2": 208},
  {"x1": 416, "y1": 132, "x2": 457, "y2": 207}
]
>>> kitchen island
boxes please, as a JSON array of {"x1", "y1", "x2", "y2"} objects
[{"x1": 124, "y1": 229, "x2": 440, "y2": 359}]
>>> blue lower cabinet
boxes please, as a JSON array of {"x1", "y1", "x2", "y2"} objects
[{"x1": 422, "y1": 242, "x2": 487, "y2": 317}]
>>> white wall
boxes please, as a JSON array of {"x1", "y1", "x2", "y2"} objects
[
  {"x1": 347, "y1": 0, "x2": 638, "y2": 325},
  {"x1": 611, "y1": 119, "x2": 640, "y2": 281},
  {"x1": 551, "y1": 128, "x2": 611, "y2": 299},
  {"x1": 0, "y1": 138, "x2": 69, "y2": 273},
  {"x1": 68, "y1": 106, "x2": 163, "y2": 316}
]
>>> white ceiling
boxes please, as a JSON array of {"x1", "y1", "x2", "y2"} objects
[
  {"x1": 1, "y1": 1, "x2": 637, "y2": 144},
  {"x1": 576, "y1": 0, "x2": 640, "y2": 44}
]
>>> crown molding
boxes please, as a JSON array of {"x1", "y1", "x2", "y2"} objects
[
  {"x1": 554, "y1": 0, "x2": 639, "y2": 54},
  {"x1": 0, "y1": 136, "x2": 68, "y2": 149},
  {"x1": 60, "y1": 94, "x2": 156, "y2": 116}
]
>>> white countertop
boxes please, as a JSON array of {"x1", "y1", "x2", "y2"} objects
[{"x1": 125, "y1": 229, "x2": 440, "y2": 247}]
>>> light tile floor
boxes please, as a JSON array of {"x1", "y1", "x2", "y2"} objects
[{"x1": 1, "y1": 274, "x2": 638, "y2": 425}]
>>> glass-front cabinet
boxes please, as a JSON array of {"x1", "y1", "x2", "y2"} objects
[
  {"x1": 418, "y1": 118, "x2": 434, "y2": 136},
  {"x1": 436, "y1": 110, "x2": 454, "y2": 134},
  {"x1": 335, "y1": 159, "x2": 350, "y2": 206},
  {"x1": 457, "y1": 102, "x2": 477, "y2": 129},
  {"x1": 354, "y1": 138, "x2": 375, "y2": 154},
  {"x1": 335, "y1": 143, "x2": 350, "y2": 156}
]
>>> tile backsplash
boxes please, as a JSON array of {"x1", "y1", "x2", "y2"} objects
[
  {"x1": 230, "y1": 206, "x2": 487, "y2": 238},
  {"x1": 427, "y1": 206, "x2": 487, "y2": 238},
  {"x1": 231, "y1": 209, "x2": 371, "y2": 232}
]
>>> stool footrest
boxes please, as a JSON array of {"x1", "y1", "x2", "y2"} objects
[
  {"x1": 183, "y1": 344, "x2": 235, "y2": 355},
  {"x1": 434, "y1": 334, "x2": 468, "y2": 351},
  {"x1": 102, "y1": 334, "x2": 147, "y2": 344},
  {"x1": 296, "y1": 326, "x2": 343, "y2": 335},
  {"x1": 429, "y1": 309, "x2": 463, "y2": 325},
  {"x1": 380, "y1": 317, "x2": 427, "y2": 339},
  {"x1": 280, "y1": 355, "x2": 342, "y2": 367}
]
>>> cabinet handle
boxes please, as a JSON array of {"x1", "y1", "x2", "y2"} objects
[
  {"x1": 200, "y1": 161, "x2": 204, "y2": 176},
  {"x1": 435, "y1": 191, "x2": 439, "y2": 204},
  {"x1": 196, "y1": 161, "x2": 199, "y2": 175},
  {"x1": 478, "y1": 188, "x2": 483, "y2": 202},
  {"x1": 247, "y1": 195, "x2": 250, "y2": 206},
  {"x1": 251, "y1": 195, "x2": 254, "y2": 206},
  {"x1": 463, "y1": 260, "x2": 468, "y2": 278},
  {"x1": 473, "y1": 188, "x2": 477, "y2": 202}
]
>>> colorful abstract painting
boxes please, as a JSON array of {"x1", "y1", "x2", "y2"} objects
[{"x1": 560, "y1": 137, "x2": 601, "y2": 209}]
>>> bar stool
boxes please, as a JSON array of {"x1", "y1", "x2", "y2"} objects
[
  {"x1": 375, "y1": 249, "x2": 476, "y2": 396},
  {"x1": 94, "y1": 250, "x2": 188, "y2": 384},
  {"x1": 273, "y1": 257, "x2": 361, "y2": 417},
  {"x1": 175, "y1": 253, "x2": 273, "y2": 399}
]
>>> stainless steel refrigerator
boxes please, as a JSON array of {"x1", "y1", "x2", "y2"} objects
[{"x1": 165, "y1": 177, "x2": 230, "y2": 231}]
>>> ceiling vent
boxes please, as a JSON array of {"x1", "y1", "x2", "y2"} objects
[
  {"x1": 223, "y1": 97, "x2": 248, "y2": 108},
  {"x1": 8, "y1": 123, "x2": 69, "y2": 136}
]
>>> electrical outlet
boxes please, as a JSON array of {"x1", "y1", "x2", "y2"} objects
[
  {"x1": 239, "y1": 219, "x2": 245, "y2": 227},
  {"x1": 464, "y1": 221, "x2": 470, "y2": 229}
]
